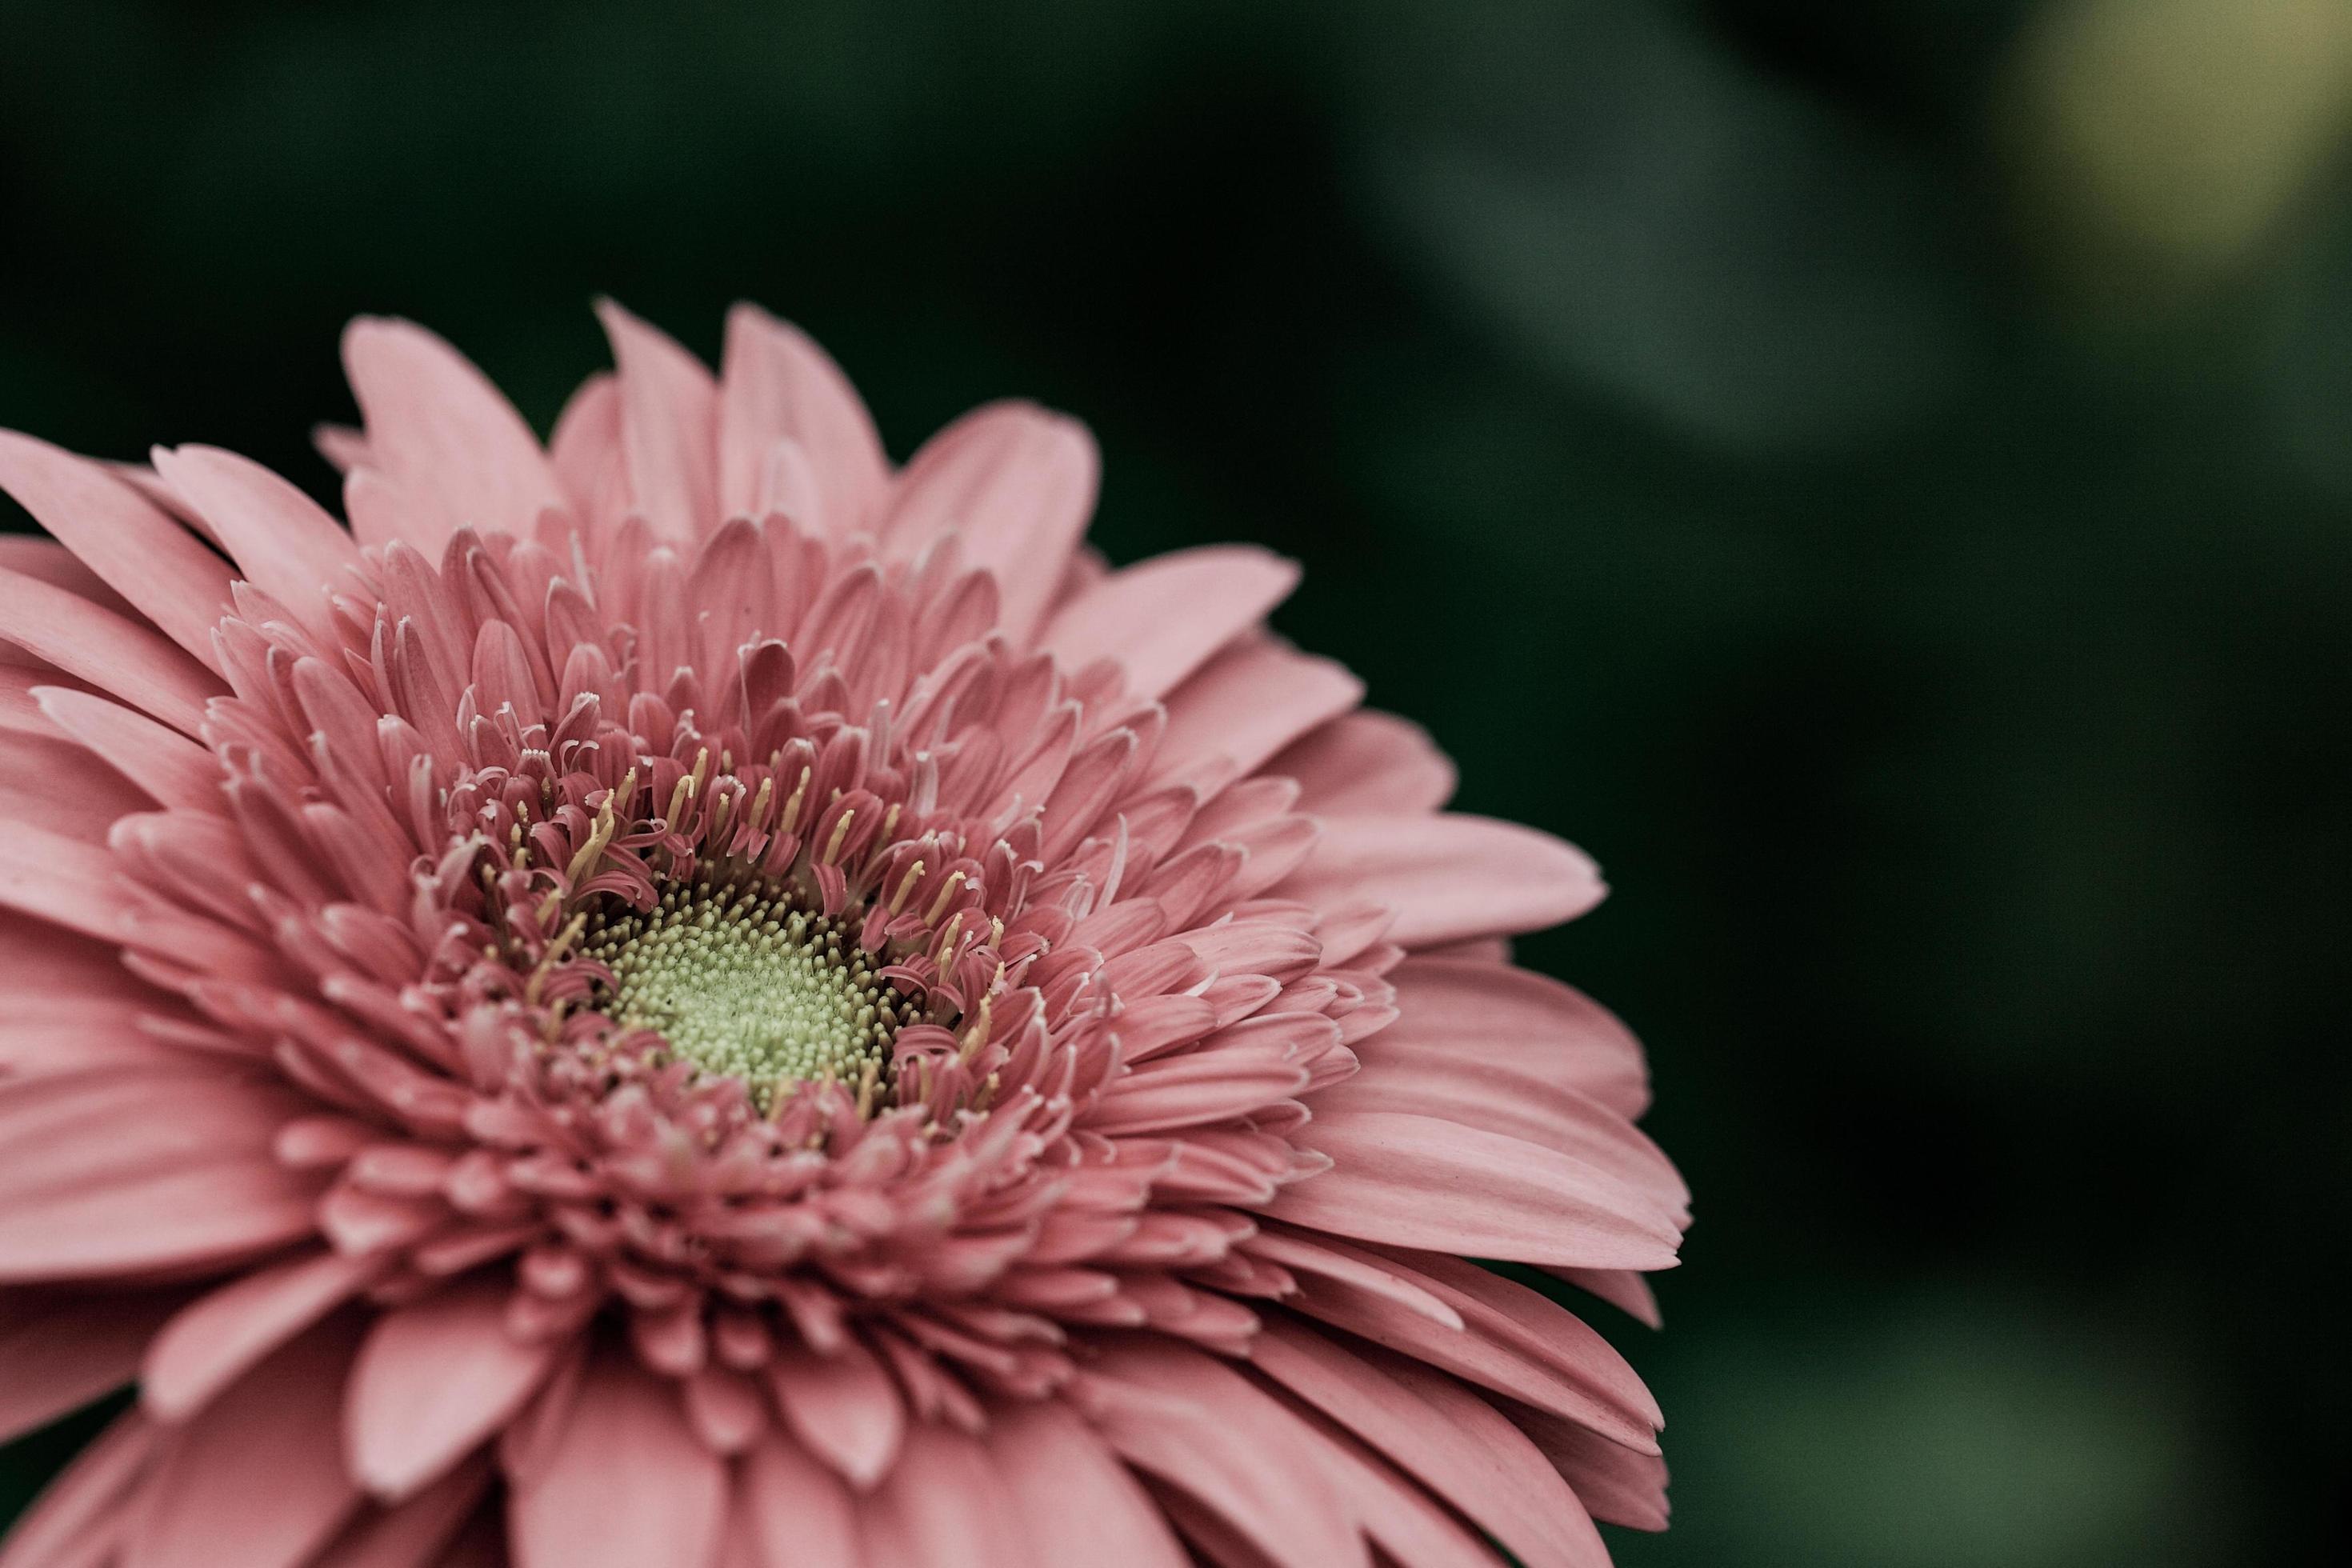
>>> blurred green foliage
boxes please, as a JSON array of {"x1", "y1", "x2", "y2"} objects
[{"x1": 2, "y1": 1, "x2": 2345, "y2": 1562}]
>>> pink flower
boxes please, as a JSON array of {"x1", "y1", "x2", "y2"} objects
[{"x1": 0, "y1": 301, "x2": 1685, "y2": 1567}]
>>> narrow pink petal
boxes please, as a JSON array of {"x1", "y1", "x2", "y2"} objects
[
  {"x1": 739, "y1": 1430, "x2": 864, "y2": 1567},
  {"x1": 546, "y1": 374, "x2": 622, "y2": 517},
  {"x1": 717, "y1": 303, "x2": 890, "y2": 532},
  {"x1": 342, "y1": 318, "x2": 565, "y2": 549},
  {"x1": 1154, "y1": 638, "x2": 1362, "y2": 786},
  {"x1": 1314, "y1": 1050, "x2": 1686, "y2": 1218},
  {"x1": 312, "y1": 423, "x2": 371, "y2": 474},
  {"x1": 145, "y1": 1248, "x2": 382, "y2": 1422},
  {"x1": 508, "y1": 1346, "x2": 726, "y2": 1568},
  {"x1": 1547, "y1": 1266, "x2": 1663, "y2": 1329},
  {"x1": 597, "y1": 298, "x2": 719, "y2": 540},
  {"x1": 1084, "y1": 1342, "x2": 1368, "y2": 1568},
  {"x1": 0, "y1": 1070, "x2": 317, "y2": 1283},
  {"x1": 1039, "y1": 546, "x2": 1300, "y2": 698},
  {"x1": 342, "y1": 466, "x2": 417, "y2": 554},
  {"x1": 1294, "y1": 1415, "x2": 1498, "y2": 1568},
  {"x1": 1282, "y1": 1240, "x2": 1662, "y2": 1450},
  {"x1": 347, "y1": 1278, "x2": 558, "y2": 1499},
  {"x1": 148, "y1": 445, "x2": 361, "y2": 629},
  {"x1": 31, "y1": 687, "x2": 223, "y2": 814},
  {"x1": 1269, "y1": 710, "x2": 1456, "y2": 815},
  {"x1": 886, "y1": 402, "x2": 1098, "y2": 642},
  {"x1": 1387, "y1": 956, "x2": 1651, "y2": 1119},
  {"x1": 1377, "y1": 1251, "x2": 1663, "y2": 1426},
  {"x1": 314, "y1": 1454, "x2": 494, "y2": 1568},
  {"x1": 1237, "y1": 1229, "x2": 1462, "y2": 1330},
  {"x1": 1280, "y1": 814, "x2": 1604, "y2": 946},
  {"x1": 1258, "y1": 1111, "x2": 1681, "y2": 1270},
  {"x1": 125, "y1": 1315, "x2": 364, "y2": 1568},
  {"x1": 0, "y1": 908, "x2": 144, "y2": 1002},
  {"x1": 0, "y1": 1289, "x2": 182, "y2": 1443},
  {"x1": 1506, "y1": 1405, "x2": 1672, "y2": 1531},
  {"x1": 859, "y1": 1422, "x2": 1030, "y2": 1567},
  {"x1": 0, "y1": 1410, "x2": 156, "y2": 1568},
  {"x1": 989, "y1": 1399, "x2": 1188, "y2": 1568},
  {"x1": 1086, "y1": 1052, "x2": 1312, "y2": 1137},
  {"x1": 766, "y1": 1336, "x2": 903, "y2": 1489},
  {"x1": 1250, "y1": 1318, "x2": 1611, "y2": 1568},
  {"x1": 0, "y1": 820, "x2": 130, "y2": 942},
  {"x1": 0, "y1": 727, "x2": 152, "y2": 839},
  {"x1": 0, "y1": 1014, "x2": 182, "y2": 1079},
  {"x1": 0, "y1": 535, "x2": 134, "y2": 616},
  {"x1": 0, "y1": 666, "x2": 75, "y2": 734},
  {"x1": 0, "y1": 566, "x2": 224, "y2": 737},
  {"x1": 0, "y1": 431, "x2": 234, "y2": 673},
  {"x1": 681, "y1": 1365, "x2": 768, "y2": 1454}
]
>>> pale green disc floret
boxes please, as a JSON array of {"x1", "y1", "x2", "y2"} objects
[{"x1": 583, "y1": 875, "x2": 902, "y2": 1106}]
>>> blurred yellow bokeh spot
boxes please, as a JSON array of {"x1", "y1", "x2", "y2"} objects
[{"x1": 2006, "y1": 0, "x2": 2352, "y2": 303}]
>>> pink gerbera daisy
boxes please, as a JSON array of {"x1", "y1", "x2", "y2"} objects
[{"x1": 0, "y1": 301, "x2": 1686, "y2": 1567}]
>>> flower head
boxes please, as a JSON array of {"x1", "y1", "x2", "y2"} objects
[{"x1": 0, "y1": 301, "x2": 1686, "y2": 1566}]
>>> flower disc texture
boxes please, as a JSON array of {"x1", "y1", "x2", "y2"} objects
[{"x1": 0, "y1": 302, "x2": 1686, "y2": 1568}]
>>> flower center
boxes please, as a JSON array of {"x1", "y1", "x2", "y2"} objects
[{"x1": 582, "y1": 876, "x2": 905, "y2": 1106}]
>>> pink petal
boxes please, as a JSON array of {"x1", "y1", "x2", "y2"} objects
[
  {"x1": 1086, "y1": 1051, "x2": 1312, "y2": 1137},
  {"x1": 1261, "y1": 1110, "x2": 1680, "y2": 1270},
  {"x1": 124, "y1": 1315, "x2": 364, "y2": 1568},
  {"x1": 1269, "y1": 710, "x2": 1456, "y2": 815},
  {"x1": 717, "y1": 303, "x2": 890, "y2": 533},
  {"x1": 145, "y1": 1248, "x2": 382, "y2": 1422},
  {"x1": 0, "y1": 1410, "x2": 156, "y2": 1568},
  {"x1": 1294, "y1": 1416, "x2": 1498, "y2": 1568},
  {"x1": 0, "y1": 529, "x2": 136, "y2": 614},
  {"x1": 30, "y1": 686, "x2": 223, "y2": 814},
  {"x1": 738, "y1": 1430, "x2": 864, "y2": 1567},
  {"x1": 0, "y1": 820, "x2": 129, "y2": 942},
  {"x1": 987, "y1": 1399, "x2": 1187, "y2": 1568},
  {"x1": 348, "y1": 1278, "x2": 558, "y2": 1499},
  {"x1": 0, "y1": 566, "x2": 224, "y2": 738},
  {"x1": 314, "y1": 1454, "x2": 494, "y2": 1568},
  {"x1": 342, "y1": 318, "x2": 566, "y2": 549},
  {"x1": 546, "y1": 374, "x2": 622, "y2": 517},
  {"x1": 0, "y1": 726, "x2": 152, "y2": 840},
  {"x1": 886, "y1": 402, "x2": 1098, "y2": 642},
  {"x1": 1281, "y1": 813, "x2": 1604, "y2": 946},
  {"x1": 598, "y1": 299, "x2": 719, "y2": 540},
  {"x1": 1038, "y1": 546, "x2": 1299, "y2": 698},
  {"x1": 508, "y1": 1346, "x2": 726, "y2": 1568},
  {"x1": 1250, "y1": 1318, "x2": 1611, "y2": 1568},
  {"x1": 0, "y1": 666, "x2": 75, "y2": 734},
  {"x1": 0, "y1": 431, "x2": 234, "y2": 673},
  {"x1": 858, "y1": 1422, "x2": 1030, "y2": 1568},
  {"x1": 1547, "y1": 1266, "x2": 1663, "y2": 1329},
  {"x1": 1506, "y1": 1405, "x2": 1673, "y2": 1531},
  {"x1": 1084, "y1": 1342, "x2": 1367, "y2": 1568},
  {"x1": 1236, "y1": 1228, "x2": 1462, "y2": 1330},
  {"x1": 1154, "y1": 638, "x2": 1362, "y2": 786},
  {"x1": 1386, "y1": 955, "x2": 1652, "y2": 1119},
  {"x1": 1314, "y1": 1047, "x2": 1686, "y2": 1219},
  {"x1": 0, "y1": 1070, "x2": 318, "y2": 1282},
  {"x1": 1284, "y1": 1240, "x2": 1662, "y2": 1450},
  {"x1": 766, "y1": 1335, "x2": 903, "y2": 1489},
  {"x1": 148, "y1": 445, "x2": 361, "y2": 630},
  {"x1": 0, "y1": 908, "x2": 143, "y2": 1004},
  {"x1": 0, "y1": 1288, "x2": 182, "y2": 1443},
  {"x1": 682, "y1": 1365, "x2": 768, "y2": 1454}
]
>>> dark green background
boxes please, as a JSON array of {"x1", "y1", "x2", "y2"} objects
[{"x1": 4, "y1": 2, "x2": 2345, "y2": 1563}]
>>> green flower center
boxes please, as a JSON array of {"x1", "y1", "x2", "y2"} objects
[{"x1": 583, "y1": 876, "x2": 904, "y2": 1107}]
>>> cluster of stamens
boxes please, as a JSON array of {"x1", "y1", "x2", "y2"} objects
[{"x1": 581, "y1": 875, "x2": 906, "y2": 1111}]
